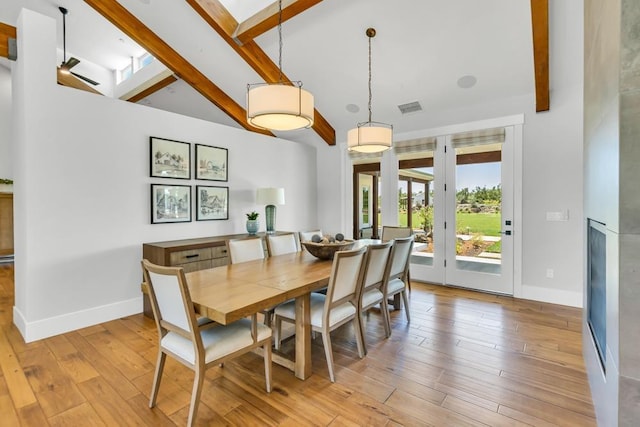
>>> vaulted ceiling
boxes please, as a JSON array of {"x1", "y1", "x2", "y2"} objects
[{"x1": 0, "y1": 0, "x2": 548, "y2": 148}]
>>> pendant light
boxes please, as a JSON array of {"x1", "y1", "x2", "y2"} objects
[
  {"x1": 246, "y1": 0, "x2": 314, "y2": 131},
  {"x1": 348, "y1": 28, "x2": 392, "y2": 153}
]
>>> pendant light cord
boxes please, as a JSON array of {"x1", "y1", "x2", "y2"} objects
[
  {"x1": 368, "y1": 32, "x2": 372, "y2": 123},
  {"x1": 62, "y1": 8, "x2": 67, "y2": 63}
]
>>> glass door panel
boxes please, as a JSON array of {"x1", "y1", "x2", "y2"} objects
[{"x1": 444, "y1": 128, "x2": 514, "y2": 294}]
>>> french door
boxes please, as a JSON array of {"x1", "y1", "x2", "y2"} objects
[{"x1": 410, "y1": 126, "x2": 515, "y2": 295}]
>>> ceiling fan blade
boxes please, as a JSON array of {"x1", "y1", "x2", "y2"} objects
[
  {"x1": 70, "y1": 71, "x2": 100, "y2": 86},
  {"x1": 62, "y1": 57, "x2": 81, "y2": 71}
]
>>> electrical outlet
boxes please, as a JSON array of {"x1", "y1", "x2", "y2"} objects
[{"x1": 546, "y1": 268, "x2": 554, "y2": 279}]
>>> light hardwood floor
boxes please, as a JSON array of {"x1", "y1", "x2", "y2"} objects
[{"x1": 0, "y1": 264, "x2": 596, "y2": 426}]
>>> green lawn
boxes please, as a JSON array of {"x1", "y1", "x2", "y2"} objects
[{"x1": 399, "y1": 211, "x2": 501, "y2": 236}]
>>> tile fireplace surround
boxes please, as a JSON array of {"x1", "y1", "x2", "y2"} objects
[{"x1": 583, "y1": 0, "x2": 640, "y2": 425}]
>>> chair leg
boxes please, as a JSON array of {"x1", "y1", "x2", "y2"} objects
[
  {"x1": 264, "y1": 341, "x2": 272, "y2": 393},
  {"x1": 321, "y1": 330, "x2": 336, "y2": 382},
  {"x1": 187, "y1": 365, "x2": 205, "y2": 427},
  {"x1": 401, "y1": 290, "x2": 410, "y2": 322},
  {"x1": 353, "y1": 316, "x2": 365, "y2": 359},
  {"x1": 407, "y1": 272, "x2": 412, "y2": 293},
  {"x1": 380, "y1": 299, "x2": 392, "y2": 338},
  {"x1": 149, "y1": 351, "x2": 166, "y2": 408},
  {"x1": 263, "y1": 309, "x2": 273, "y2": 327},
  {"x1": 274, "y1": 316, "x2": 282, "y2": 351},
  {"x1": 358, "y1": 311, "x2": 368, "y2": 355}
]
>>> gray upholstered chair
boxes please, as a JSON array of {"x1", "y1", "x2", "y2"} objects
[
  {"x1": 141, "y1": 259, "x2": 272, "y2": 427},
  {"x1": 273, "y1": 246, "x2": 368, "y2": 382}
]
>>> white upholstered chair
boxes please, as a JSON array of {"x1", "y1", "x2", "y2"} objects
[
  {"x1": 384, "y1": 236, "x2": 413, "y2": 323},
  {"x1": 266, "y1": 233, "x2": 300, "y2": 256},
  {"x1": 358, "y1": 241, "x2": 394, "y2": 353},
  {"x1": 226, "y1": 237, "x2": 266, "y2": 264},
  {"x1": 273, "y1": 246, "x2": 368, "y2": 382},
  {"x1": 141, "y1": 259, "x2": 272, "y2": 427},
  {"x1": 299, "y1": 229, "x2": 323, "y2": 244},
  {"x1": 381, "y1": 226, "x2": 412, "y2": 241},
  {"x1": 381, "y1": 226, "x2": 413, "y2": 292}
]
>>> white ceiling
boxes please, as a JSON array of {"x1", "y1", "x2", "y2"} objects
[{"x1": 1, "y1": 0, "x2": 535, "y2": 148}]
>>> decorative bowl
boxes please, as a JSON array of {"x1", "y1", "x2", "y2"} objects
[{"x1": 301, "y1": 240, "x2": 355, "y2": 260}]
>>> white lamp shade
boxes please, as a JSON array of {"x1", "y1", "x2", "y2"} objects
[
  {"x1": 256, "y1": 187, "x2": 285, "y2": 205},
  {"x1": 347, "y1": 124, "x2": 393, "y2": 153},
  {"x1": 247, "y1": 84, "x2": 314, "y2": 131}
]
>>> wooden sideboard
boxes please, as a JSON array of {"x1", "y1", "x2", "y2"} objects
[
  {"x1": 0, "y1": 193, "x2": 13, "y2": 257},
  {"x1": 141, "y1": 231, "x2": 290, "y2": 317}
]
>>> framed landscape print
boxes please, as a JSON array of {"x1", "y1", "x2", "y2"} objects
[
  {"x1": 195, "y1": 144, "x2": 228, "y2": 181},
  {"x1": 150, "y1": 137, "x2": 190, "y2": 179},
  {"x1": 151, "y1": 184, "x2": 191, "y2": 224},
  {"x1": 196, "y1": 185, "x2": 229, "y2": 221}
]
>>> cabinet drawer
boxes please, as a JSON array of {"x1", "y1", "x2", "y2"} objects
[
  {"x1": 169, "y1": 247, "x2": 213, "y2": 265},
  {"x1": 211, "y1": 245, "x2": 228, "y2": 259},
  {"x1": 212, "y1": 257, "x2": 229, "y2": 268},
  {"x1": 178, "y1": 260, "x2": 213, "y2": 273}
]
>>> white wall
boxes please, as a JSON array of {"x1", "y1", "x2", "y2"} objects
[
  {"x1": 317, "y1": 1, "x2": 585, "y2": 307},
  {"x1": 0, "y1": 66, "x2": 11, "y2": 180},
  {"x1": 12, "y1": 10, "x2": 318, "y2": 342}
]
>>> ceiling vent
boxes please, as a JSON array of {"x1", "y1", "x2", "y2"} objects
[{"x1": 398, "y1": 101, "x2": 422, "y2": 114}]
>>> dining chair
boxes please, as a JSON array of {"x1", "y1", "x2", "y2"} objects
[
  {"x1": 141, "y1": 259, "x2": 272, "y2": 427},
  {"x1": 226, "y1": 237, "x2": 265, "y2": 264},
  {"x1": 384, "y1": 236, "x2": 414, "y2": 324},
  {"x1": 358, "y1": 241, "x2": 394, "y2": 354},
  {"x1": 227, "y1": 237, "x2": 278, "y2": 325},
  {"x1": 266, "y1": 233, "x2": 300, "y2": 256},
  {"x1": 381, "y1": 225, "x2": 412, "y2": 241},
  {"x1": 299, "y1": 229, "x2": 323, "y2": 244},
  {"x1": 273, "y1": 246, "x2": 368, "y2": 382},
  {"x1": 381, "y1": 226, "x2": 413, "y2": 292}
]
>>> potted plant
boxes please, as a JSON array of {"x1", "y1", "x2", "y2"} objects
[{"x1": 246, "y1": 211, "x2": 259, "y2": 235}]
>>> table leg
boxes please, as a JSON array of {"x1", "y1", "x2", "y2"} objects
[{"x1": 294, "y1": 293, "x2": 312, "y2": 379}]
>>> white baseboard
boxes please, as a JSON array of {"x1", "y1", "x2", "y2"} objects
[
  {"x1": 520, "y1": 284, "x2": 583, "y2": 308},
  {"x1": 13, "y1": 297, "x2": 143, "y2": 343}
]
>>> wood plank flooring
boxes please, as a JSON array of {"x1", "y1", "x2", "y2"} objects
[{"x1": 0, "y1": 264, "x2": 596, "y2": 426}]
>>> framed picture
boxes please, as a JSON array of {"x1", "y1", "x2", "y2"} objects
[
  {"x1": 195, "y1": 144, "x2": 228, "y2": 181},
  {"x1": 150, "y1": 137, "x2": 190, "y2": 179},
  {"x1": 196, "y1": 185, "x2": 229, "y2": 221},
  {"x1": 151, "y1": 184, "x2": 191, "y2": 224}
]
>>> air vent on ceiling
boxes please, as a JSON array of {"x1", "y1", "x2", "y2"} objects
[{"x1": 398, "y1": 101, "x2": 422, "y2": 114}]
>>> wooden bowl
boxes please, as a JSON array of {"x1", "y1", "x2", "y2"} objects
[{"x1": 301, "y1": 240, "x2": 355, "y2": 260}]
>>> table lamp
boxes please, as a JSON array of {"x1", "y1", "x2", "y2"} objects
[{"x1": 256, "y1": 187, "x2": 285, "y2": 234}]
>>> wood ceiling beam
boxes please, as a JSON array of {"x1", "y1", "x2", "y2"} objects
[
  {"x1": 232, "y1": 0, "x2": 323, "y2": 46},
  {"x1": 0, "y1": 23, "x2": 16, "y2": 59},
  {"x1": 84, "y1": 0, "x2": 273, "y2": 137},
  {"x1": 531, "y1": 0, "x2": 549, "y2": 112},
  {"x1": 124, "y1": 74, "x2": 177, "y2": 103},
  {"x1": 187, "y1": 0, "x2": 336, "y2": 146}
]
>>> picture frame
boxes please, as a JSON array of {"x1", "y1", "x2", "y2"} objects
[
  {"x1": 151, "y1": 184, "x2": 191, "y2": 224},
  {"x1": 195, "y1": 144, "x2": 228, "y2": 181},
  {"x1": 196, "y1": 185, "x2": 229, "y2": 221},
  {"x1": 150, "y1": 137, "x2": 191, "y2": 179}
]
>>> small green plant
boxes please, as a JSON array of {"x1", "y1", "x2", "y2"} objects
[
  {"x1": 0, "y1": 178, "x2": 13, "y2": 185},
  {"x1": 470, "y1": 233, "x2": 484, "y2": 249},
  {"x1": 246, "y1": 211, "x2": 259, "y2": 220}
]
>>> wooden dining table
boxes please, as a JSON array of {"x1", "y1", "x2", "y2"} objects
[{"x1": 185, "y1": 249, "x2": 331, "y2": 379}]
